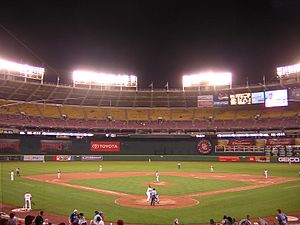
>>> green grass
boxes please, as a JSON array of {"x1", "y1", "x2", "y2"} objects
[
  {"x1": 69, "y1": 175, "x2": 249, "y2": 195},
  {"x1": 0, "y1": 161, "x2": 299, "y2": 224}
]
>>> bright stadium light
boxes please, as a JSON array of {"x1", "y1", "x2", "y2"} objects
[
  {"x1": 182, "y1": 72, "x2": 232, "y2": 88},
  {"x1": 72, "y1": 70, "x2": 137, "y2": 87},
  {"x1": 277, "y1": 63, "x2": 300, "y2": 77},
  {"x1": 0, "y1": 58, "x2": 45, "y2": 78}
]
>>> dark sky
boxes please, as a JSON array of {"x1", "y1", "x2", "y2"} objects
[{"x1": 0, "y1": 0, "x2": 300, "y2": 88}]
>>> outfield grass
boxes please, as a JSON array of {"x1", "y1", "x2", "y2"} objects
[
  {"x1": 0, "y1": 161, "x2": 299, "y2": 224},
  {"x1": 69, "y1": 175, "x2": 249, "y2": 195}
]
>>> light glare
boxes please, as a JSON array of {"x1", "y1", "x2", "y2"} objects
[
  {"x1": 182, "y1": 72, "x2": 232, "y2": 87},
  {"x1": 277, "y1": 63, "x2": 300, "y2": 76},
  {"x1": 73, "y1": 70, "x2": 137, "y2": 87},
  {"x1": 0, "y1": 58, "x2": 44, "y2": 76}
]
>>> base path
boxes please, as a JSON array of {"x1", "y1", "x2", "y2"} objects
[{"x1": 24, "y1": 172, "x2": 296, "y2": 209}]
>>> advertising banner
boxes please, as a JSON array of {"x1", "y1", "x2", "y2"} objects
[
  {"x1": 266, "y1": 138, "x2": 295, "y2": 146},
  {"x1": 23, "y1": 155, "x2": 45, "y2": 162},
  {"x1": 217, "y1": 139, "x2": 254, "y2": 146},
  {"x1": 278, "y1": 157, "x2": 300, "y2": 163},
  {"x1": 40, "y1": 140, "x2": 72, "y2": 152},
  {"x1": 247, "y1": 156, "x2": 270, "y2": 163},
  {"x1": 54, "y1": 155, "x2": 73, "y2": 161},
  {"x1": 218, "y1": 156, "x2": 240, "y2": 162},
  {"x1": 213, "y1": 93, "x2": 229, "y2": 106},
  {"x1": 251, "y1": 92, "x2": 265, "y2": 104},
  {"x1": 0, "y1": 139, "x2": 20, "y2": 151},
  {"x1": 90, "y1": 142, "x2": 120, "y2": 152},
  {"x1": 81, "y1": 156, "x2": 103, "y2": 161},
  {"x1": 197, "y1": 95, "x2": 213, "y2": 107}
]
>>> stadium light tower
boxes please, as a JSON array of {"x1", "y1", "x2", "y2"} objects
[
  {"x1": 277, "y1": 63, "x2": 300, "y2": 77},
  {"x1": 0, "y1": 58, "x2": 45, "y2": 83},
  {"x1": 72, "y1": 70, "x2": 137, "y2": 90},
  {"x1": 276, "y1": 63, "x2": 300, "y2": 83},
  {"x1": 182, "y1": 72, "x2": 232, "y2": 91}
]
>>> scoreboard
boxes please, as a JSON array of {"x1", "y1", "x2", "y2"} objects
[{"x1": 230, "y1": 93, "x2": 251, "y2": 105}]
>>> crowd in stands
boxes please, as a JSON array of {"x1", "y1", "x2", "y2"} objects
[{"x1": 0, "y1": 208, "x2": 291, "y2": 225}]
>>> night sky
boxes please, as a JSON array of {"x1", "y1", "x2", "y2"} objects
[{"x1": 0, "y1": 0, "x2": 300, "y2": 88}]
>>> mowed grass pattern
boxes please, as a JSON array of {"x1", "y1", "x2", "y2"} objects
[
  {"x1": 69, "y1": 175, "x2": 249, "y2": 195},
  {"x1": 0, "y1": 161, "x2": 299, "y2": 224}
]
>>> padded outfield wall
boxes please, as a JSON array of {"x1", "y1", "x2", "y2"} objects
[{"x1": 1, "y1": 134, "x2": 298, "y2": 157}]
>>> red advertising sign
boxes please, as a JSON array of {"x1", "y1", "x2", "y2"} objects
[
  {"x1": 266, "y1": 138, "x2": 294, "y2": 146},
  {"x1": 0, "y1": 139, "x2": 20, "y2": 151},
  {"x1": 90, "y1": 142, "x2": 120, "y2": 152},
  {"x1": 218, "y1": 156, "x2": 240, "y2": 162},
  {"x1": 228, "y1": 139, "x2": 254, "y2": 146},
  {"x1": 40, "y1": 140, "x2": 72, "y2": 152}
]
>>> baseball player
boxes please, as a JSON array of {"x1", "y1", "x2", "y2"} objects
[
  {"x1": 210, "y1": 165, "x2": 214, "y2": 173},
  {"x1": 150, "y1": 188, "x2": 157, "y2": 206},
  {"x1": 24, "y1": 192, "x2": 32, "y2": 210},
  {"x1": 10, "y1": 170, "x2": 14, "y2": 181},
  {"x1": 264, "y1": 169, "x2": 268, "y2": 179},
  {"x1": 16, "y1": 168, "x2": 20, "y2": 176},
  {"x1": 57, "y1": 169, "x2": 61, "y2": 179},
  {"x1": 155, "y1": 171, "x2": 160, "y2": 183},
  {"x1": 146, "y1": 185, "x2": 152, "y2": 202},
  {"x1": 99, "y1": 165, "x2": 103, "y2": 172},
  {"x1": 177, "y1": 162, "x2": 181, "y2": 169}
]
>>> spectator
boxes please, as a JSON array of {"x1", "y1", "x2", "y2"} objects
[
  {"x1": 7, "y1": 213, "x2": 16, "y2": 225},
  {"x1": 239, "y1": 215, "x2": 252, "y2": 225},
  {"x1": 232, "y1": 218, "x2": 239, "y2": 225},
  {"x1": 78, "y1": 213, "x2": 87, "y2": 225},
  {"x1": 258, "y1": 217, "x2": 268, "y2": 225},
  {"x1": 222, "y1": 216, "x2": 229, "y2": 225},
  {"x1": 116, "y1": 220, "x2": 124, "y2": 225},
  {"x1": 174, "y1": 218, "x2": 179, "y2": 225},
  {"x1": 99, "y1": 212, "x2": 104, "y2": 222},
  {"x1": 94, "y1": 217, "x2": 104, "y2": 225},
  {"x1": 210, "y1": 219, "x2": 216, "y2": 225},
  {"x1": 276, "y1": 209, "x2": 288, "y2": 225},
  {"x1": 69, "y1": 210, "x2": 79, "y2": 225},
  {"x1": 43, "y1": 219, "x2": 49, "y2": 225},
  {"x1": 25, "y1": 215, "x2": 35, "y2": 225},
  {"x1": 34, "y1": 211, "x2": 44, "y2": 225},
  {"x1": 0, "y1": 218, "x2": 8, "y2": 225},
  {"x1": 90, "y1": 211, "x2": 102, "y2": 225}
]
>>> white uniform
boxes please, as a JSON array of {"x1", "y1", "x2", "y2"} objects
[
  {"x1": 57, "y1": 170, "x2": 61, "y2": 179},
  {"x1": 210, "y1": 166, "x2": 214, "y2": 173},
  {"x1": 10, "y1": 171, "x2": 14, "y2": 181},
  {"x1": 146, "y1": 187, "x2": 152, "y2": 201},
  {"x1": 264, "y1": 169, "x2": 268, "y2": 179},
  {"x1": 24, "y1": 192, "x2": 32, "y2": 210},
  {"x1": 99, "y1": 165, "x2": 103, "y2": 172},
  {"x1": 156, "y1": 172, "x2": 160, "y2": 182}
]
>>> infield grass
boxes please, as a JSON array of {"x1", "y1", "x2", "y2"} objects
[{"x1": 69, "y1": 175, "x2": 249, "y2": 195}]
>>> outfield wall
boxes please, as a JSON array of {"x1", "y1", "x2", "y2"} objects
[{"x1": 0, "y1": 135, "x2": 299, "y2": 156}]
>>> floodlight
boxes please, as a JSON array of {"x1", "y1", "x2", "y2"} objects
[
  {"x1": 182, "y1": 72, "x2": 232, "y2": 87},
  {"x1": 277, "y1": 63, "x2": 300, "y2": 76},
  {"x1": 0, "y1": 58, "x2": 44, "y2": 77},
  {"x1": 72, "y1": 70, "x2": 137, "y2": 87}
]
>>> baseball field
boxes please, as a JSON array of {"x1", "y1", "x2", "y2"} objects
[{"x1": 0, "y1": 160, "x2": 300, "y2": 224}]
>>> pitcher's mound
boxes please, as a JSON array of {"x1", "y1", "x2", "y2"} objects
[{"x1": 115, "y1": 195, "x2": 199, "y2": 209}]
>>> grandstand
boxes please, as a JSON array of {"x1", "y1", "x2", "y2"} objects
[{"x1": 0, "y1": 77, "x2": 299, "y2": 134}]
